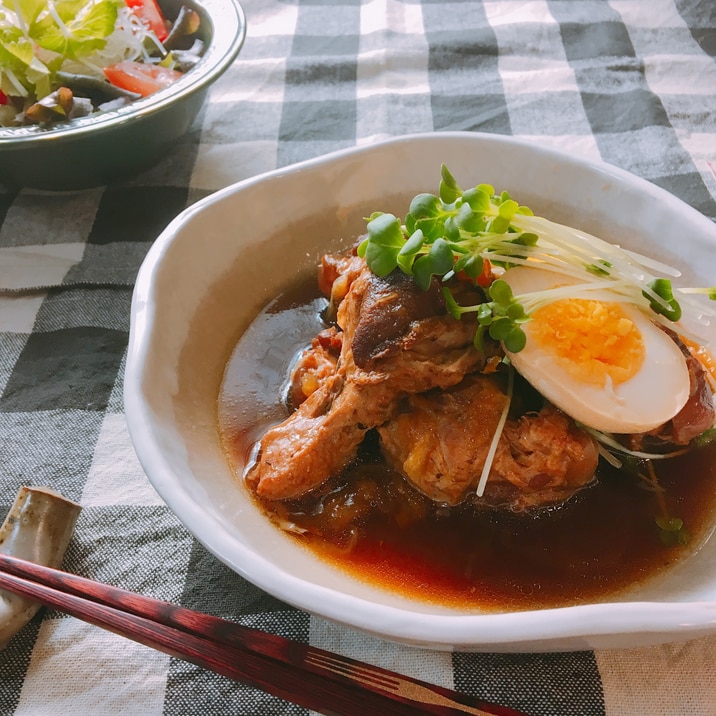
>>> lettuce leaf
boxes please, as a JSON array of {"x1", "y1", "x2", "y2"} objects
[
  {"x1": 0, "y1": 31, "x2": 51, "y2": 97},
  {"x1": 0, "y1": 0, "x2": 121, "y2": 99},
  {"x1": 32, "y1": 0, "x2": 119, "y2": 59}
]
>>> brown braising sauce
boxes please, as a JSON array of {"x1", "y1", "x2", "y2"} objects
[{"x1": 218, "y1": 277, "x2": 716, "y2": 612}]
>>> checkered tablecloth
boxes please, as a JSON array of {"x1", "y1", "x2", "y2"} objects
[{"x1": 1, "y1": 0, "x2": 716, "y2": 714}]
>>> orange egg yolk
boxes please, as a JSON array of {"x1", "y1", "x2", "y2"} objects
[{"x1": 530, "y1": 299, "x2": 645, "y2": 387}]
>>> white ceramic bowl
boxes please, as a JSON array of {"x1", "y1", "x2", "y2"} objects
[{"x1": 125, "y1": 132, "x2": 716, "y2": 651}]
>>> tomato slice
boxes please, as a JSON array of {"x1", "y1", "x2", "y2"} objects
[
  {"x1": 0, "y1": 90, "x2": 8, "y2": 105},
  {"x1": 125, "y1": 0, "x2": 169, "y2": 42},
  {"x1": 104, "y1": 61, "x2": 183, "y2": 97}
]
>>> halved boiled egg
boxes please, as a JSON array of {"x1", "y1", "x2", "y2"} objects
[{"x1": 501, "y1": 266, "x2": 691, "y2": 434}]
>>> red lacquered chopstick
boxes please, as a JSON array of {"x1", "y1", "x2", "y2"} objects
[{"x1": 0, "y1": 554, "x2": 531, "y2": 716}]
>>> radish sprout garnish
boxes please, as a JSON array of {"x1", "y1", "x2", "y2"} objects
[{"x1": 358, "y1": 165, "x2": 716, "y2": 353}]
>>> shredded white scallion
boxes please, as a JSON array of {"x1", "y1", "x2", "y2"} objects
[
  {"x1": 9, "y1": 0, "x2": 27, "y2": 34},
  {"x1": 597, "y1": 444, "x2": 623, "y2": 469},
  {"x1": 2, "y1": 68, "x2": 28, "y2": 97},
  {"x1": 513, "y1": 214, "x2": 672, "y2": 287},
  {"x1": 46, "y1": 1, "x2": 71, "y2": 40},
  {"x1": 474, "y1": 211, "x2": 716, "y2": 335},
  {"x1": 475, "y1": 365, "x2": 514, "y2": 497},
  {"x1": 581, "y1": 425, "x2": 690, "y2": 461},
  {"x1": 621, "y1": 248, "x2": 681, "y2": 277}
]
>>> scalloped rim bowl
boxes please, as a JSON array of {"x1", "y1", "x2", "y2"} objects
[
  {"x1": 0, "y1": 0, "x2": 246, "y2": 190},
  {"x1": 125, "y1": 132, "x2": 716, "y2": 651}
]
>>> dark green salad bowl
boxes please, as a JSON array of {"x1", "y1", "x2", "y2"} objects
[{"x1": 0, "y1": 0, "x2": 246, "y2": 191}]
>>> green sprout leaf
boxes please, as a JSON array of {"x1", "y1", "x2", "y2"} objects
[
  {"x1": 477, "y1": 303, "x2": 493, "y2": 325},
  {"x1": 441, "y1": 277, "x2": 531, "y2": 354},
  {"x1": 442, "y1": 286, "x2": 462, "y2": 320},
  {"x1": 413, "y1": 216, "x2": 445, "y2": 242},
  {"x1": 514, "y1": 232, "x2": 539, "y2": 247},
  {"x1": 644, "y1": 278, "x2": 682, "y2": 322},
  {"x1": 503, "y1": 326, "x2": 527, "y2": 353},
  {"x1": 454, "y1": 202, "x2": 483, "y2": 233},
  {"x1": 367, "y1": 213, "x2": 404, "y2": 248},
  {"x1": 408, "y1": 193, "x2": 442, "y2": 220},
  {"x1": 586, "y1": 259, "x2": 613, "y2": 276},
  {"x1": 397, "y1": 229, "x2": 425, "y2": 273},
  {"x1": 443, "y1": 215, "x2": 460, "y2": 242},
  {"x1": 454, "y1": 253, "x2": 483, "y2": 279},
  {"x1": 656, "y1": 515, "x2": 691, "y2": 546},
  {"x1": 462, "y1": 186, "x2": 491, "y2": 213},
  {"x1": 693, "y1": 427, "x2": 716, "y2": 448},
  {"x1": 412, "y1": 238, "x2": 454, "y2": 290},
  {"x1": 473, "y1": 325, "x2": 486, "y2": 351},
  {"x1": 488, "y1": 316, "x2": 514, "y2": 341},
  {"x1": 488, "y1": 214, "x2": 512, "y2": 234},
  {"x1": 506, "y1": 302, "x2": 527, "y2": 321},
  {"x1": 439, "y1": 164, "x2": 462, "y2": 204},
  {"x1": 498, "y1": 198, "x2": 519, "y2": 221},
  {"x1": 488, "y1": 279, "x2": 514, "y2": 305},
  {"x1": 363, "y1": 242, "x2": 398, "y2": 277},
  {"x1": 362, "y1": 212, "x2": 405, "y2": 276}
]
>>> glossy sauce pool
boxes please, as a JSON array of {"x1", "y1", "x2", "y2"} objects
[{"x1": 218, "y1": 279, "x2": 716, "y2": 612}]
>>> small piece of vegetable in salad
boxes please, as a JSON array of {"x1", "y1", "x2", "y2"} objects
[
  {"x1": 358, "y1": 164, "x2": 716, "y2": 354},
  {"x1": 0, "y1": 0, "x2": 204, "y2": 127}
]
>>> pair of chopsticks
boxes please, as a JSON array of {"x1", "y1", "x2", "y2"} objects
[{"x1": 0, "y1": 553, "x2": 531, "y2": 716}]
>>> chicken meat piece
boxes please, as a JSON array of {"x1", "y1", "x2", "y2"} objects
[
  {"x1": 318, "y1": 253, "x2": 365, "y2": 313},
  {"x1": 630, "y1": 334, "x2": 715, "y2": 449},
  {"x1": 288, "y1": 327, "x2": 342, "y2": 407},
  {"x1": 247, "y1": 260, "x2": 488, "y2": 501},
  {"x1": 672, "y1": 347, "x2": 715, "y2": 444},
  {"x1": 378, "y1": 373, "x2": 600, "y2": 511}
]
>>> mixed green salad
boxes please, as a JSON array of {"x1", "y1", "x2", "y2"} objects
[{"x1": 0, "y1": 0, "x2": 204, "y2": 126}]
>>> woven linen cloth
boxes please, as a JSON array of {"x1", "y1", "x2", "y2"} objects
[{"x1": 1, "y1": 0, "x2": 716, "y2": 714}]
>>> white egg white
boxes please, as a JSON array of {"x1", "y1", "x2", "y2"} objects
[{"x1": 501, "y1": 266, "x2": 691, "y2": 434}]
